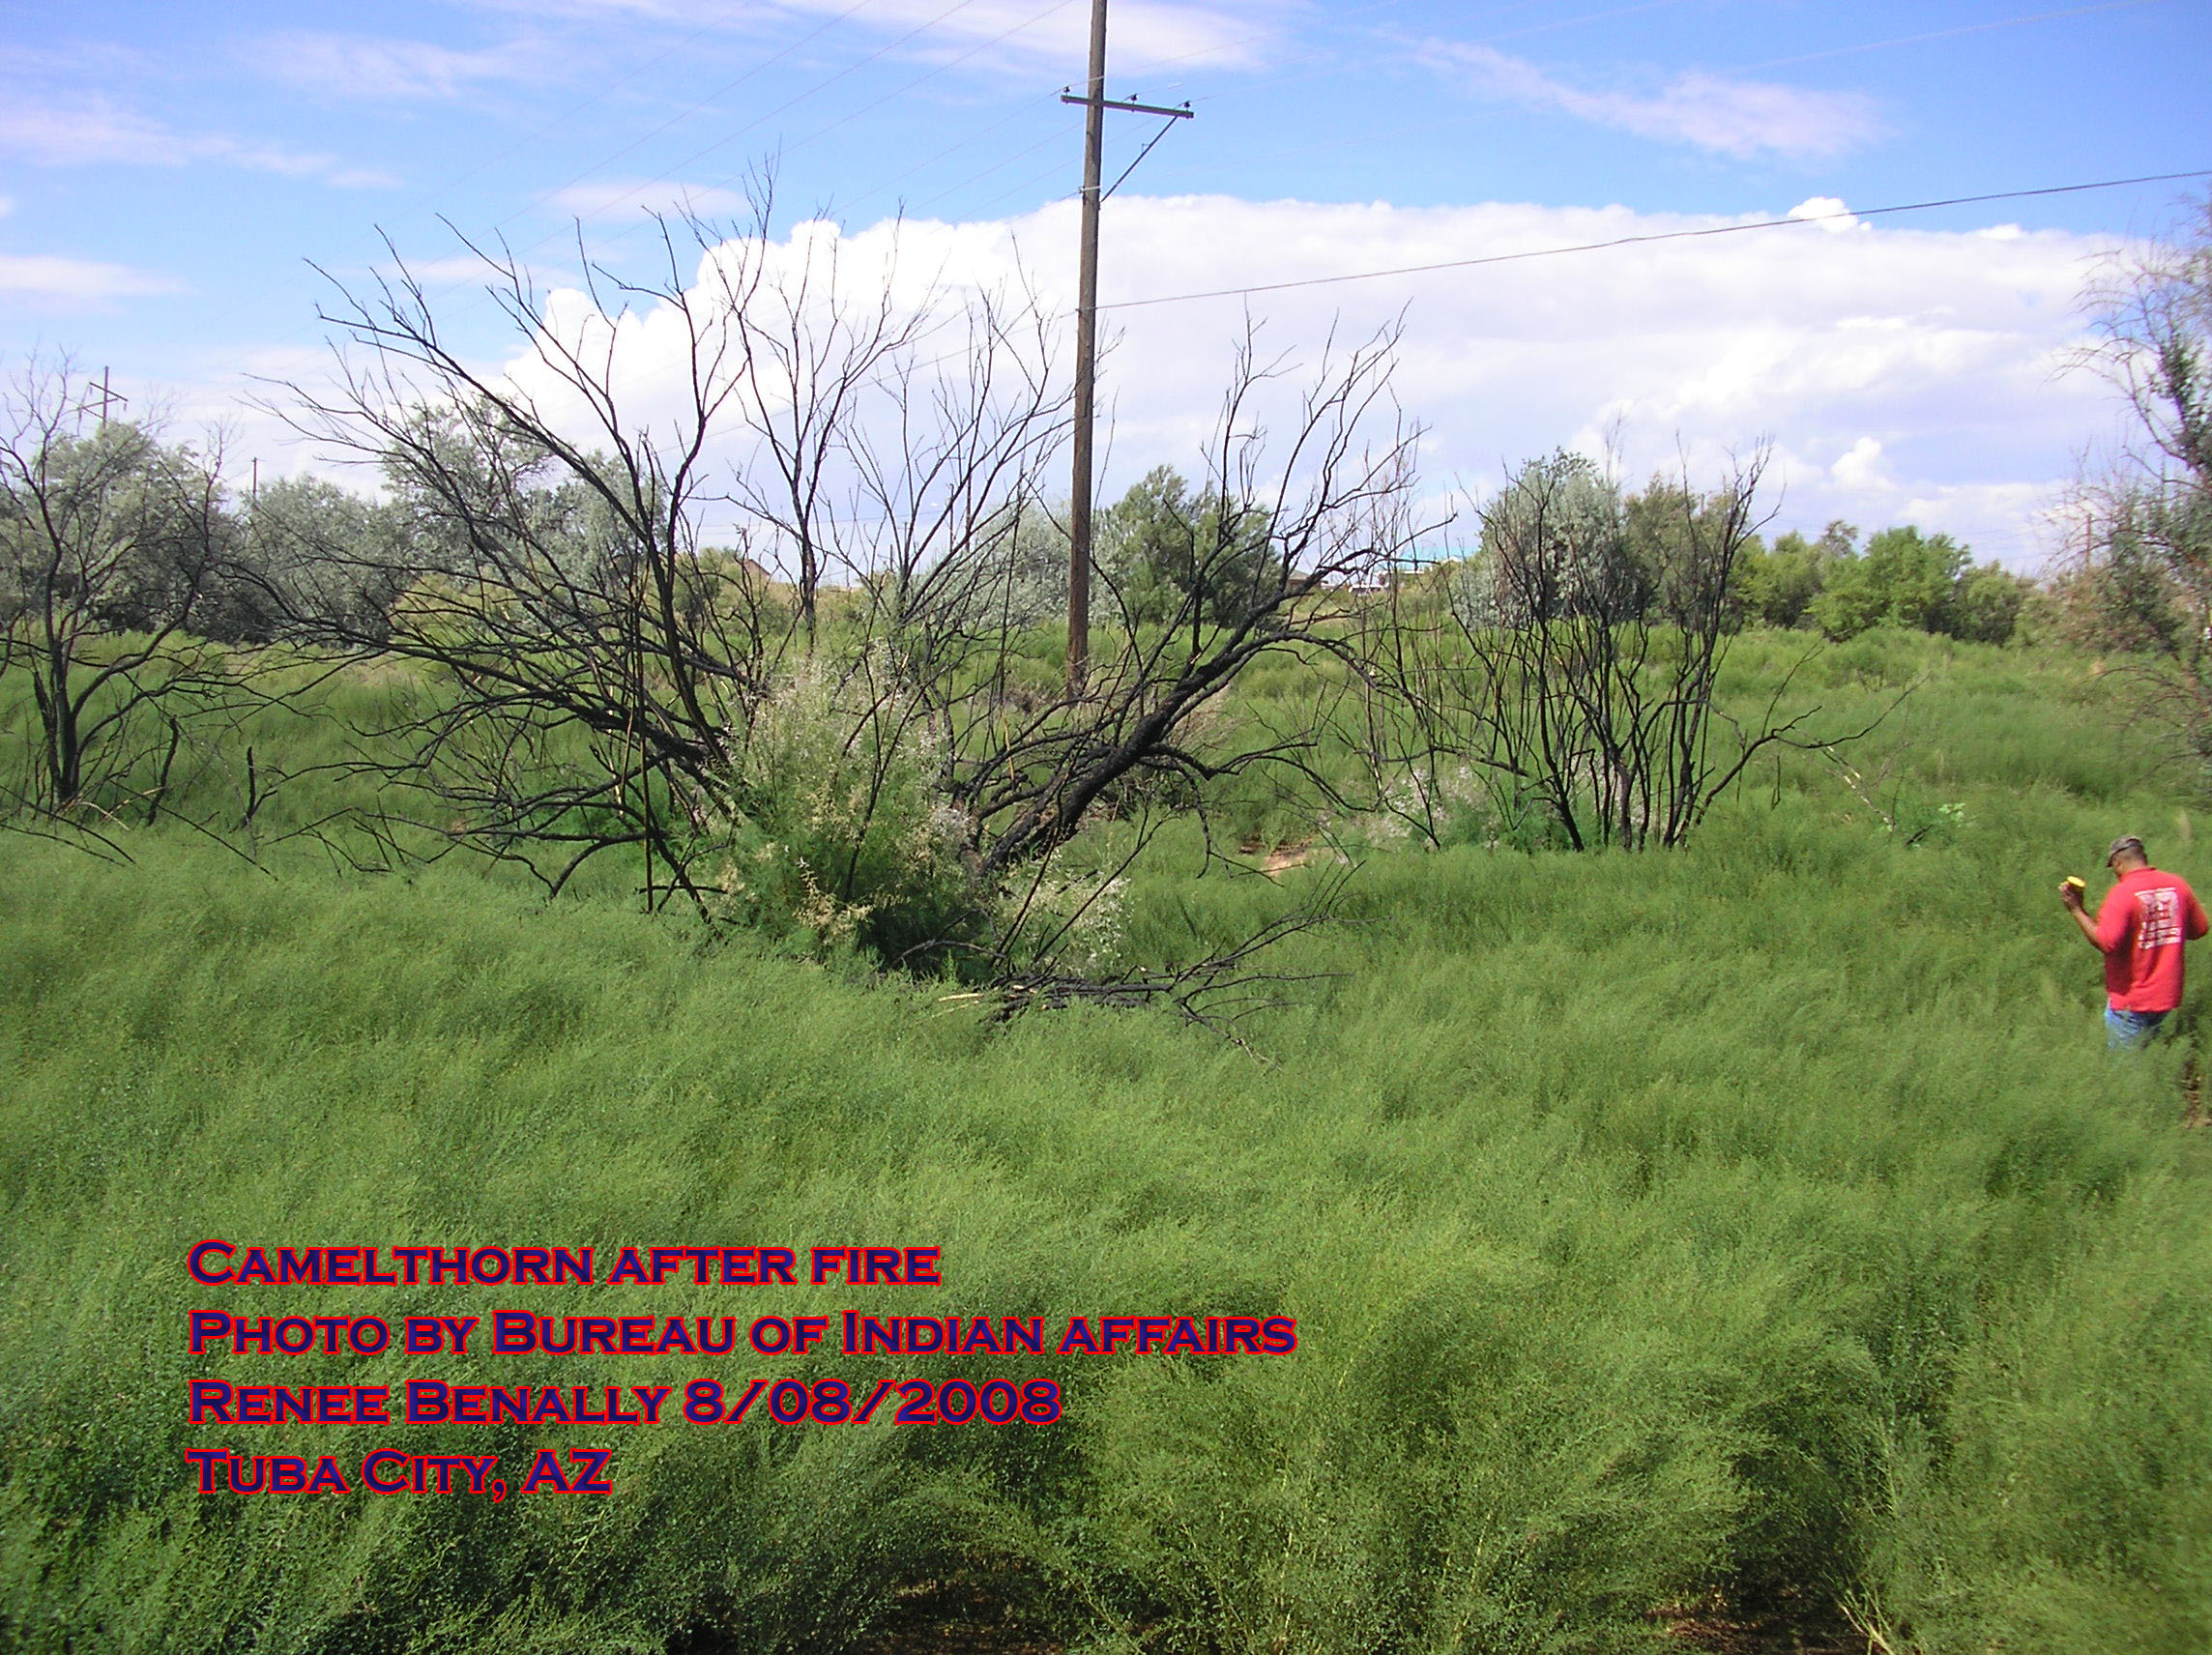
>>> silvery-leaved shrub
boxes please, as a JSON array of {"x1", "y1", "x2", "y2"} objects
[
  {"x1": 1005, "y1": 868, "x2": 1129, "y2": 975},
  {"x1": 704, "y1": 659, "x2": 983, "y2": 967}
]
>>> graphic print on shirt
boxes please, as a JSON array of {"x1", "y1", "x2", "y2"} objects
[{"x1": 2137, "y1": 886, "x2": 2182, "y2": 948}]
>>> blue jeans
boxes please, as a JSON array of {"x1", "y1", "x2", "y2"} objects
[{"x1": 2106, "y1": 1006, "x2": 2168, "y2": 1049}]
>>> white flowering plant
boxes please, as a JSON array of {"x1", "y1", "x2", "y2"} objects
[{"x1": 703, "y1": 661, "x2": 984, "y2": 966}]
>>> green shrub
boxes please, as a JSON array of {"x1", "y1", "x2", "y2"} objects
[
  {"x1": 703, "y1": 661, "x2": 983, "y2": 967},
  {"x1": 0, "y1": 635, "x2": 2206, "y2": 1654}
]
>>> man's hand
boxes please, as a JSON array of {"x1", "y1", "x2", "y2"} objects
[{"x1": 2062, "y1": 877, "x2": 2106, "y2": 950}]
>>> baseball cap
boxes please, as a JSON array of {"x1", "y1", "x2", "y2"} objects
[{"x1": 2106, "y1": 834, "x2": 2147, "y2": 863}]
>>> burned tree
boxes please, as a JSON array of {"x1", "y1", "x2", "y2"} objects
[
  {"x1": 269, "y1": 189, "x2": 1086, "y2": 918},
  {"x1": 1368, "y1": 449, "x2": 1820, "y2": 852},
  {"x1": 946, "y1": 324, "x2": 1420, "y2": 882},
  {"x1": 275, "y1": 208, "x2": 813, "y2": 904},
  {"x1": 0, "y1": 360, "x2": 251, "y2": 831},
  {"x1": 271, "y1": 187, "x2": 1424, "y2": 1015},
  {"x1": 2057, "y1": 198, "x2": 2212, "y2": 760}
]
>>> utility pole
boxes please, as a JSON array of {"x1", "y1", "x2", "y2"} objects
[
  {"x1": 72, "y1": 367, "x2": 129, "y2": 434},
  {"x1": 1061, "y1": 0, "x2": 1190, "y2": 692}
]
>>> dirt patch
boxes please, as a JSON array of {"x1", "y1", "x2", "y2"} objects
[
  {"x1": 850, "y1": 1574, "x2": 1063, "y2": 1655},
  {"x1": 1652, "y1": 1592, "x2": 1864, "y2": 1654},
  {"x1": 1237, "y1": 836, "x2": 1314, "y2": 879}
]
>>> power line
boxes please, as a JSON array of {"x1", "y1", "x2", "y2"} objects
[
  {"x1": 305, "y1": 166, "x2": 2206, "y2": 413},
  {"x1": 745, "y1": 0, "x2": 1086, "y2": 178},
  {"x1": 314, "y1": 0, "x2": 1068, "y2": 358},
  {"x1": 831, "y1": 93, "x2": 1065, "y2": 222},
  {"x1": 773, "y1": 0, "x2": 1406, "y2": 225},
  {"x1": 1133, "y1": 0, "x2": 1693, "y2": 107},
  {"x1": 1119, "y1": 0, "x2": 1414, "y2": 78},
  {"x1": 239, "y1": 0, "x2": 915, "y2": 357},
  {"x1": 1474, "y1": 0, "x2": 1698, "y2": 48},
  {"x1": 489, "y1": 0, "x2": 894, "y2": 234},
  {"x1": 1732, "y1": 0, "x2": 2173, "y2": 73},
  {"x1": 500, "y1": 0, "x2": 993, "y2": 238},
  {"x1": 905, "y1": 127, "x2": 1074, "y2": 220},
  {"x1": 1096, "y1": 168, "x2": 2212, "y2": 312},
  {"x1": 895, "y1": 0, "x2": 2124, "y2": 232},
  {"x1": 1146, "y1": 0, "x2": 2180, "y2": 194},
  {"x1": 409, "y1": 6, "x2": 794, "y2": 219},
  {"x1": 481, "y1": 0, "x2": 1077, "y2": 274}
]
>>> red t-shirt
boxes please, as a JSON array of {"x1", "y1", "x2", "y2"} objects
[{"x1": 2095, "y1": 866, "x2": 2210, "y2": 1011}]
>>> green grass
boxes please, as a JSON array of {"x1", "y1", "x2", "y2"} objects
[{"x1": 0, "y1": 630, "x2": 2207, "y2": 1653}]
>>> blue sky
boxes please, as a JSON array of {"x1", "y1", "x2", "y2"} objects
[{"x1": 4, "y1": 0, "x2": 2208, "y2": 562}]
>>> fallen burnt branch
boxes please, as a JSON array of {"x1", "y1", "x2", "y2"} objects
[{"x1": 940, "y1": 874, "x2": 1351, "y2": 1058}]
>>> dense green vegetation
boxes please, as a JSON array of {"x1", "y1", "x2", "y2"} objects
[
  {"x1": 1, "y1": 170, "x2": 2201, "y2": 1655},
  {"x1": 1, "y1": 630, "x2": 2207, "y2": 1654}
]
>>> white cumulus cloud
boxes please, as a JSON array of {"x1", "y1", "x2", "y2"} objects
[
  {"x1": 245, "y1": 193, "x2": 2132, "y2": 570},
  {"x1": 1022, "y1": 193, "x2": 2105, "y2": 566},
  {"x1": 1829, "y1": 436, "x2": 1893, "y2": 492},
  {"x1": 1790, "y1": 196, "x2": 1866, "y2": 234}
]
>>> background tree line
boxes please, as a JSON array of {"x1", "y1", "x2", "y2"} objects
[
  {"x1": 0, "y1": 354, "x2": 2053, "y2": 959},
  {"x1": 1423, "y1": 453, "x2": 2039, "y2": 647},
  {"x1": 6, "y1": 192, "x2": 2204, "y2": 989}
]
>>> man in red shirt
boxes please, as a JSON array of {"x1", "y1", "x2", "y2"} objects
[{"x1": 2060, "y1": 834, "x2": 2209, "y2": 1046}]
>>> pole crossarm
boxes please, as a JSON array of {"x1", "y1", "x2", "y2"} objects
[{"x1": 1058, "y1": 93, "x2": 1194, "y2": 118}]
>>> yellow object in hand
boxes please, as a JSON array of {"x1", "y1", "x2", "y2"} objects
[{"x1": 2064, "y1": 876, "x2": 2086, "y2": 896}]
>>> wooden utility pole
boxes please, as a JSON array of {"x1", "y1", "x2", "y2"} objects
[
  {"x1": 73, "y1": 367, "x2": 129, "y2": 434},
  {"x1": 1061, "y1": 1, "x2": 1190, "y2": 693},
  {"x1": 1065, "y1": 0, "x2": 1108, "y2": 693}
]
